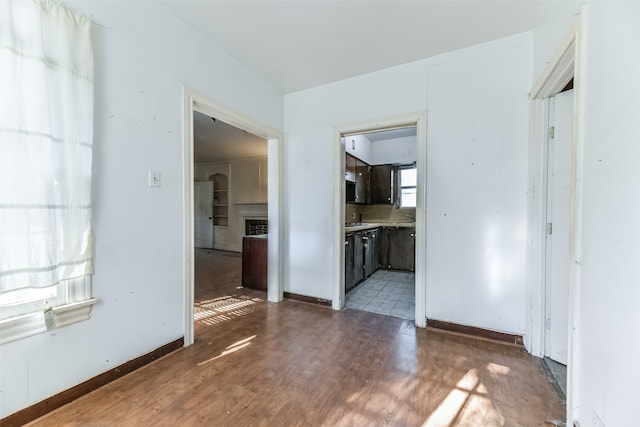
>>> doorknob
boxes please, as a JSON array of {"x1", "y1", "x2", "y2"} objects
[{"x1": 209, "y1": 217, "x2": 212, "y2": 220}]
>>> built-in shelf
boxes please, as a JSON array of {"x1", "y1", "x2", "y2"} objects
[{"x1": 211, "y1": 173, "x2": 229, "y2": 226}]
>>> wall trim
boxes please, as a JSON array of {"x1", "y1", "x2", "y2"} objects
[
  {"x1": 1, "y1": 337, "x2": 184, "y2": 427},
  {"x1": 427, "y1": 319, "x2": 524, "y2": 346},
  {"x1": 283, "y1": 292, "x2": 331, "y2": 307}
]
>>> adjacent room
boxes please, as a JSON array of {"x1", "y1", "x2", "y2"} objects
[{"x1": 192, "y1": 111, "x2": 269, "y2": 335}]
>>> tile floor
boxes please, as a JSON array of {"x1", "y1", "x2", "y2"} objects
[{"x1": 345, "y1": 269, "x2": 415, "y2": 320}]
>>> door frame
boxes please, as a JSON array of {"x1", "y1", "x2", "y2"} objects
[
  {"x1": 333, "y1": 111, "x2": 428, "y2": 328},
  {"x1": 526, "y1": 12, "x2": 585, "y2": 423},
  {"x1": 182, "y1": 86, "x2": 284, "y2": 347}
]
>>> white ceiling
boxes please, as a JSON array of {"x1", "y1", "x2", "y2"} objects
[
  {"x1": 157, "y1": 0, "x2": 544, "y2": 93},
  {"x1": 194, "y1": 111, "x2": 266, "y2": 163}
]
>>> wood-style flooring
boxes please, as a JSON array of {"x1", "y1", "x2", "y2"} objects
[{"x1": 28, "y1": 250, "x2": 564, "y2": 426}]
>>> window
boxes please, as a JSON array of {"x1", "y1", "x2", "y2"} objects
[
  {"x1": 0, "y1": 0, "x2": 96, "y2": 344},
  {"x1": 399, "y1": 165, "x2": 417, "y2": 208}
]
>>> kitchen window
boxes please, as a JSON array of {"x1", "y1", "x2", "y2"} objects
[{"x1": 399, "y1": 165, "x2": 417, "y2": 208}]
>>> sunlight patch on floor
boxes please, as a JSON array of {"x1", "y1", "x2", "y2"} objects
[{"x1": 194, "y1": 295, "x2": 263, "y2": 326}]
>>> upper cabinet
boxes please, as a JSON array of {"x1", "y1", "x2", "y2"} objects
[
  {"x1": 346, "y1": 153, "x2": 396, "y2": 205},
  {"x1": 232, "y1": 156, "x2": 268, "y2": 203},
  {"x1": 354, "y1": 158, "x2": 370, "y2": 204},
  {"x1": 370, "y1": 164, "x2": 395, "y2": 205}
]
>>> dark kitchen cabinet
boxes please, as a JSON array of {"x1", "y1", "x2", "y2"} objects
[
  {"x1": 378, "y1": 227, "x2": 389, "y2": 269},
  {"x1": 345, "y1": 233, "x2": 355, "y2": 292},
  {"x1": 345, "y1": 153, "x2": 356, "y2": 182},
  {"x1": 242, "y1": 235, "x2": 268, "y2": 291},
  {"x1": 354, "y1": 159, "x2": 370, "y2": 204},
  {"x1": 370, "y1": 164, "x2": 395, "y2": 205},
  {"x1": 387, "y1": 227, "x2": 415, "y2": 271},
  {"x1": 353, "y1": 232, "x2": 364, "y2": 284},
  {"x1": 363, "y1": 229, "x2": 380, "y2": 278}
]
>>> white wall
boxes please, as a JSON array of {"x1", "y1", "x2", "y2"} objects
[
  {"x1": 570, "y1": 4, "x2": 640, "y2": 426},
  {"x1": 343, "y1": 134, "x2": 372, "y2": 163},
  {"x1": 284, "y1": 33, "x2": 532, "y2": 334},
  {"x1": 0, "y1": 1, "x2": 282, "y2": 418},
  {"x1": 370, "y1": 136, "x2": 416, "y2": 165},
  {"x1": 532, "y1": 1, "x2": 584, "y2": 81}
]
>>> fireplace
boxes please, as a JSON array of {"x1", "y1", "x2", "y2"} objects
[{"x1": 245, "y1": 219, "x2": 268, "y2": 236}]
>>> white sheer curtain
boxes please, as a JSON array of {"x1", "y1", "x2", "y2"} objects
[{"x1": 0, "y1": 0, "x2": 94, "y2": 295}]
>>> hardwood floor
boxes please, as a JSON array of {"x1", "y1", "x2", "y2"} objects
[{"x1": 28, "y1": 294, "x2": 564, "y2": 426}]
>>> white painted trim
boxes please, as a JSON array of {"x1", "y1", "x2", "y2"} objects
[
  {"x1": 0, "y1": 299, "x2": 97, "y2": 345},
  {"x1": 183, "y1": 86, "x2": 284, "y2": 347},
  {"x1": 527, "y1": 10, "x2": 585, "y2": 426},
  {"x1": 333, "y1": 111, "x2": 428, "y2": 328}
]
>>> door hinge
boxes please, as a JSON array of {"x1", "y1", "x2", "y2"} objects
[
  {"x1": 549, "y1": 126, "x2": 555, "y2": 139},
  {"x1": 546, "y1": 318, "x2": 551, "y2": 329},
  {"x1": 547, "y1": 222, "x2": 553, "y2": 235}
]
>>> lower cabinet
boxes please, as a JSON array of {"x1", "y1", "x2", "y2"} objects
[
  {"x1": 353, "y1": 232, "x2": 364, "y2": 285},
  {"x1": 363, "y1": 229, "x2": 380, "y2": 278},
  {"x1": 345, "y1": 233, "x2": 355, "y2": 292},
  {"x1": 345, "y1": 226, "x2": 415, "y2": 294},
  {"x1": 387, "y1": 227, "x2": 415, "y2": 271},
  {"x1": 242, "y1": 235, "x2": 268, "y2": 291}
]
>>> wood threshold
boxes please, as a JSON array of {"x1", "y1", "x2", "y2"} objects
[
  {"x1": 427, "y1": 319, "x2": 524, "y2": 346},
  {"x1": 284, "y1": 292, "x2": 331, "y2": 307},
  {"x1": 2, "y1": 337, "x2": 184, "y2": 427}
]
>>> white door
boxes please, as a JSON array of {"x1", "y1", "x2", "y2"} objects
[
  {"x1": 194, "y1": 181, "x2": 214, "y2": 248},
  {"x1": 545, "y1": 89, "x2": 573, "y2": 365}
]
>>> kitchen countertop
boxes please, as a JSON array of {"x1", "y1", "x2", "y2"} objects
[{"x1": 345, "y1": 222, "x2": 415, "y2": 232}]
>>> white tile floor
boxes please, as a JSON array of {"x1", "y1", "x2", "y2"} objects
[{"x1": 345, "y1": 269, "x2": 415, "y2": 320}]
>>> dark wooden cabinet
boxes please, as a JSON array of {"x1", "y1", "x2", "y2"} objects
[
  {"x1": 387, "y1": 227, "x2": 415, "y2": 271},
  {"x1": 354, "y1": 159, "x2": 370, "y2": 204},
  {"x1": 345, "y1": 225, "x2": 414, "y2": 294},
  {"x1": 363, "y1": 229, "x2": 380, "y2": 278},
  {"x1": 378, "y1": 227, "x2": 389, "y2": 269},
  {"x1": 242, "y1": 235, "x2": 268, "y2": 291},
  {"x1": 370, "y1": 164, "x2": 395, "y2": 205},
  {"x1": 345, "y1": 153, "x2": 357, "y2": 182},
  {"x1": 345, "y1": 233, "x2": 355, "y2": 292},
  {"x1": 353, "y1": 231, "x2": 364, "y2": 284}
]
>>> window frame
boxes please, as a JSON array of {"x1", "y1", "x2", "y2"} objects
[{"x1": 398, "y1": 163, "x2": 417, "y2": 209}]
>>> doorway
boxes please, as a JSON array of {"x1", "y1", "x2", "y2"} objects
[
  {"x1": 192, "y1": 111, "x2": 269, "y2": 337},
  {"x1": 543, "y1": 87, "x2": 574, "y2": 399},
  {"x1": 343, "y1": 127, "x2": 417, "y2": 321},
  {"x1": 527, "y1": 19, "x2": 583, "y2": 424},
  {"x1": 183, "y1": 87, "x2": 284, "y2": 347},
  {"x1": 333, "y1": 112, "x2": 427, "y2": 327}
]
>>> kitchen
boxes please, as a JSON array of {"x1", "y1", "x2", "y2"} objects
[{"x1": 343, "y1": 127, "x2": 417, "y2": 320}]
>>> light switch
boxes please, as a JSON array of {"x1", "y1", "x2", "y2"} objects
[{"x1": 149, "y1": 170, "x2": 161, "y2": 187}]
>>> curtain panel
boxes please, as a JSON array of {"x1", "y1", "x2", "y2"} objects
[{"x1": 0, "y1": 0, "x2": 94, "y2": 293}]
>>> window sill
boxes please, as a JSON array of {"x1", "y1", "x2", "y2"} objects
[{"x1": 0, "y1": 299, "x2": 97, "y2": 345}]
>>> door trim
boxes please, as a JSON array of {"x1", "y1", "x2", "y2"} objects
[
  {"x1": 182, "y1": 86, "x2": 284, "y2": 347},
  {"x1": 333, "y1": 111, "x2": 428, "y2": 328},
  {"x1": 526, "y1": 10, "x2": 586, "y2": 424}
]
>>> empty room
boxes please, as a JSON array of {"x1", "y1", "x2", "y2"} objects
[{"x1": 1, "y1": 1, "x2": 639, "y2": 427}]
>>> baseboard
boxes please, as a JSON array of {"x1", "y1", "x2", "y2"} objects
[
  {"x1": 427, "y1": 319, "x2": 524, "y2": 346},
  {"x1": 284, "y1": 292, "x2": 331, "y2": 307},
  {"x1": 2, "y1": 337, "x2": 184, "y2": 427}
]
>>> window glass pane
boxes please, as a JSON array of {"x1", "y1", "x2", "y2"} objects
[
  {"x1": 400, "y1": 168, "x2": 417, "y2": 187},
  {"x1": 401, "y1": 188, "x2": 416, "y2": 208}
]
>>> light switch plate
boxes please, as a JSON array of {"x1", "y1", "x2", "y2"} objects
[{"x1": 149, "y1": 170, "x2": 161, "y2": 187}]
